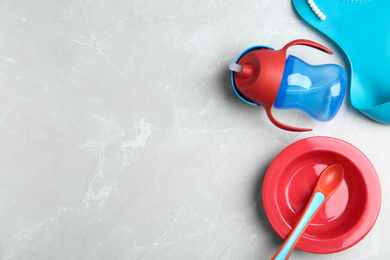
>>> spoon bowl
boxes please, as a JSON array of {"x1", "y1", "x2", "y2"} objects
[{"x1": 316, "y1": 164, "x2": 344, "y2": 196}]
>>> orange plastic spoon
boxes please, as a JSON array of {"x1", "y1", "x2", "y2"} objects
[{"x1": 271, "y1": 164, "x2": 344, "y2": 260}]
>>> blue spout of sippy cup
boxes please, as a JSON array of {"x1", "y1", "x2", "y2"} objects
[{"x1": 274, "y1": 55, "x2": 347, "y2": 122}]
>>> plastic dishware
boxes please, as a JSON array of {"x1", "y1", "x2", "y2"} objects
[
  {"x1": 230, "y1": 39, "x2": 347, "y2": 132},
  {"x1": 292, "y1": 0, "x2": 390, "y2": 124},
  {"x1": 272, "y1": 164, "x2": 344, "y2": 259},
  {"x1": 262, "y1": 136, "x2": 381, "y2": 253}
]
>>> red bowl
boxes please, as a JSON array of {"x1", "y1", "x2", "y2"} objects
[{"x1": 262, "y1": 136, "x2": 381, "y2": 254}]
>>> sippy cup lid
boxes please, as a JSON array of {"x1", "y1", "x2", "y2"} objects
[{"x1": 230, "y1": 39, "x2": 333, "y2": 132}]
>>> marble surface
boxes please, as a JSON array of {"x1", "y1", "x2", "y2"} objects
[{"x1": 0, "y1": 0, "x2": 389, "y2": 259}]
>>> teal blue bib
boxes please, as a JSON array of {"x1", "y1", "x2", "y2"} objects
[{"x1": 293, "y1": 0, "x2": 390, "y2": 124}]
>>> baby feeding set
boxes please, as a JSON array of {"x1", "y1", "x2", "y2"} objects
[{"x1": 227, "y1": 0, "x2": 389, "y2": 258}]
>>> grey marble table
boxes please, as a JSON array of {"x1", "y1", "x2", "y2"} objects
[{"x1": 0, "y1": 0, "x2": 388, "y2": 259}]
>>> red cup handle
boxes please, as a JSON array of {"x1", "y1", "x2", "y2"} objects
[
  {"x1": 282, "y1": 39, "x2": 333, "y2": 55},
  {"x1": 265, "y1": 106, "x2": 312, "y2": 132}
]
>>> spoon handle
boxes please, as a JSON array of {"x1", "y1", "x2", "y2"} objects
[{"x1": 272, "y1": 192, "x2": 325, "y2": 260}]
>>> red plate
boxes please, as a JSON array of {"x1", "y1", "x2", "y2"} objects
[{"x1": 262, "y1": 136, "x2": 381, "y2": 254}]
